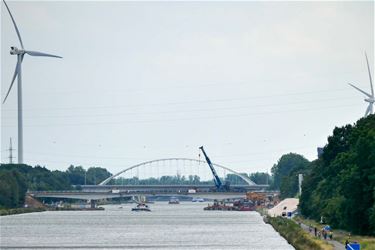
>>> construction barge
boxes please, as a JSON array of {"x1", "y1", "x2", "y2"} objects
[{"x1": 204, "y1": 199, "x2": 256, "y2": 211}]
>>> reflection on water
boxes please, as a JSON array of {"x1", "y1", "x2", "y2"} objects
[{"x1": 0, "y1": 202, "x2": 294, "y2": 249}]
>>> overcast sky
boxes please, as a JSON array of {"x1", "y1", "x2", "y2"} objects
[{"x1": 1, "y1": 1, "x2": 374, "y2": 177}]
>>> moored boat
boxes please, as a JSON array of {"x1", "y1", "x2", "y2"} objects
[
  {"x1": 168, "y1": 197, "x2": 180, "y2": 204},
  {"x1": 131, "y1": 203, "x2": 151, "y2": 212},
  {"x1": 192, "y1": 197, "x2": 204, "y2": 202}
]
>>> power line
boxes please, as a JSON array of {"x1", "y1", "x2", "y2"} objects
[
  {"x1": 1, "y1": 95, "x2": 357, "y2": 120},
  {"x1": 8, "y1": 138, "x2": 15, "y2": 164},
  {"x1": 21, "y1": 144, "x2": 317, "y2": 166},
  {"x1": 1, "y1": 88, "x2": 350, "y2": 112},
  {"x1": 1, "y1": 102, "x2": 363, "y2": 128}
]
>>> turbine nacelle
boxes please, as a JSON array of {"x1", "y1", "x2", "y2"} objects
[
  {"x1": 348, "y1": 52, "x2": 374, "y2": 117},
  {"x1": 10, "y1": 46, "x2": 23, "y2": 55}
]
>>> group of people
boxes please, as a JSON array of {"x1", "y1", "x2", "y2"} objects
[
  {"x1": 309, "y1": 225, "x2": 333, "y2": 240},
  {"x1": 305, "y1": 222, "x2": 359, "y2": 249}
]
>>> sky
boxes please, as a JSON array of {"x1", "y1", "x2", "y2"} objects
[{"x1": 1, "y1": 1, "x2": 374, "y2": 178}]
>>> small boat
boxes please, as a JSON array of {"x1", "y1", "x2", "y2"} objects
[
  {"x1": 131, "y1": 203, "x2": 151, "y2": 212},
  {"x1": 192, "y1": 197, "x2": 204, "y2": 202},
  {"x1": 169, "y1": 197, "x2": 180, "y2": 204}
]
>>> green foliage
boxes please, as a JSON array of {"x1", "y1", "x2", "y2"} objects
[
  {"x1": 86, "y1": 167, "x2": 111, "y2": 185},
  {"x1": 225, "y1": 173, "x2": 247, "y2": 185},
  {"x1": 114, "y1": 174, "x2": 205, "y2": 185},
  {"x1": 271, "y1": 153, "x2": 310, "y2": 198},
  {"x1": 267, "y1": 216, "x2": 333, "y2": 250},
  {"x1": 249, "y1": 172, "x2": 271, "y2": 185},
  {"x1": 66, "y1": 165, "x2": 111, "y2": 185},
  {"x1": 114, "y1": 173, "x2": 270, "y2": 186},
  {"x1": 0, "y1": 169, "x2": 27, "y2": 208},
  {"x1": 300, "y1": 115, "x2": 375, "y2": 235},
  {"x1": 66, "y1": 165, "x2": 85, "y2": 185},
  {"x1": 0, "y1": 164, "x2": 112, "y2": 209},
  {"x1": 0, "y1": 164, "x2": 74, "y2": 208}
]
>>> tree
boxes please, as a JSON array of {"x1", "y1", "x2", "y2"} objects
[
  {"x1": 299, "y1": 115, "x2": 375, "y2": 235},
  {"x1": 249, "y1": 172, "x2": 271, "y2": 185},
  {"x1": 225, "y1": 173, "x2": 247, "y2": 185},
  {"x1": 66, "y1": 165, "x2": 86, "y2": 185},
  {"x1": 0, "y1": 170, "x2": 27, "y2": 208},
  {"x1": 86, "y1": 167, "x2": 112, "y2": 185},
  {"x1": 270, "y1": 153, "x2": 310, "y2": 198}
]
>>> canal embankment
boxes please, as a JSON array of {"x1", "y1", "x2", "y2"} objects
[
  {"x1": 265, "y1": 216, "x2": 334, "y2": 250},
  {"x1": 294, "y1": 216, "x2": 375, "y2": 250},
  {"x1": 0, "y1": 207, "x2": 46, "y2": 216}
]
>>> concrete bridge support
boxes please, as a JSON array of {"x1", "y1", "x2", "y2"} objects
[{"x1": 90, "y1": 200, "x2": 96, "y2": 209}]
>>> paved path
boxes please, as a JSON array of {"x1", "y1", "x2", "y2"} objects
[{"x1": 298, "y1": 222, "x2": 345, "y2": 250}]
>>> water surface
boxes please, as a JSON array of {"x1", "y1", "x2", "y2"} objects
[{"x1": 0, "y1": 202, "x2": 294, "y2": 249}]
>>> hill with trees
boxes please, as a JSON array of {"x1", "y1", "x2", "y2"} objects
[
  {"x1": 0, "y1": 164, "x2": 111, "y2": 209},
  {"x1": 270, "y1": 153, "x2": 310, "y2": 198},
  {"x1": 299, "y1": 114, "x2": 375, "y2": 235}
]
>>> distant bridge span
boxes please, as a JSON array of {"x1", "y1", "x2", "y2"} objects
[{"x1": 99, "y1": 158, "x2": 257, "y2": 186}]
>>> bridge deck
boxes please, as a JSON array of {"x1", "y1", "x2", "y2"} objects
[{"x1": 28, "y1": 184, "x2": 272, "y2": 201}]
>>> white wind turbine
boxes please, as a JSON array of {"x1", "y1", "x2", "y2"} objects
[
  {"x1": 348, "y1": 52, "x2": 374, "y2": 117},
  {"x1": 2, "y1": 0, "x2": 62, "y2": 164}
]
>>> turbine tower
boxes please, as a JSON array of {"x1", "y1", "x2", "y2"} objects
[
  {"x1": 2, "y1": 0, "x2": 62, "y2": 164},
  {"x1": 348, "y1": 52, "x2": 374, "y2": 117}
]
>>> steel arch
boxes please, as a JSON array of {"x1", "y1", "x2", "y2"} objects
[{"x1": 99, "y1": 158, "x2": 257, "y2": 186}]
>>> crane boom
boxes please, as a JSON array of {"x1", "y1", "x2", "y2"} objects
[{"x1": 199, "y1": 146, "x2": 223, "y2": 189}]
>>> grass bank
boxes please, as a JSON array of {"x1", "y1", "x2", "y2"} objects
[
  {"x1": 293, "y1": 216, "x2": 375, "y2": 250},
  {"x1": 0, "y1": 207, "x2": 46, "y2": 216},
  {"x1": 266, "y1": 216, "x2": 333, "y2": 250}
]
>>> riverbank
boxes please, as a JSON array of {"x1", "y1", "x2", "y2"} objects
[
  {"x1": 294, "y1": 216, "x2": 375, "y2": 250},
  {"x1": 0, "y1": 207, "x2": 46, "y2": 216},
  {"x1": 0, "y1": 206, "x2": 105, "y2": 216},
  {"x1": 266, "y1": 216, "x2": 333, "y2": 250}
]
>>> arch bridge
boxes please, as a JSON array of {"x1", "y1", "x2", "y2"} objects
[
  {"x1": 99, "y1": 158, "x2": 257, "y2": 186},
  {"x1": 29, "y1": 158, "x2": 269, "y2": 202}
]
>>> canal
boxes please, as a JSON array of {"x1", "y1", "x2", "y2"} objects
[{"x1": 0, "y1": 202, "x2": 294, "y2": 249}]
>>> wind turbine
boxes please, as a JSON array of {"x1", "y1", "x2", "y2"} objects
[
  {"x1": 348, "y1": 52, "x2": 374, "y2": 117},
  {"x1": 2, "y1": 0, "x2": 62, "y2": 164}
]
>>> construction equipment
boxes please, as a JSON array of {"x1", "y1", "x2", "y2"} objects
[{"x1": 199, "y1": 146, "x2": 230, "y2": 191}]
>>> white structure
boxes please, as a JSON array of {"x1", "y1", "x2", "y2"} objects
[
  {"x1": 348, "y1": 52, "x2": 374, "y2": 117},
  {"x1": 2, "y1": 0, "x2": 62, "y2": 163},
  {"x1": 298, "y1": 174, "x2": 303, "y2": 195},
  {"x1": 268, "y1": 198, "x2": 299, "y2": 217}
]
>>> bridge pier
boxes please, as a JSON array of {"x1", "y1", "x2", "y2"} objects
[{"x1": 90, "y1": 200, "x2": 96, "y2": 209}]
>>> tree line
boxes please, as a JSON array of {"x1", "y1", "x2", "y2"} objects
[
  {"x1": 112, "y1": 172, "x2": 271, "y2": 186},
  {"x1": 0, "y1": 162, "x2": 270, "y2": 209},
  {"x1": 270, "y1": 115, "x2": 375, "y2": 235},
  {"x1": 0, "y1": 164, "x2": 111, "y2": 209}
]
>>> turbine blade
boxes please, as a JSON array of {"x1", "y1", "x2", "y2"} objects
[
  {"x1": 348, "y1": 83, "x2": 372, "y2": 98},
  {"x1": 3, "y1": 61, "x2": 20, "y2": 104},
  {"x1": 25, "y1": 50, "x2": 62, "y2": 58},
  {"x1": 365, "y1": 52, "x2": 374, "y2": 96},
  {"x1": 365, "y1": 103, "x2": 372, "y2": 116},
  {"x1": 3, "y1": 0, "x2": 24, "y2": 49}
]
